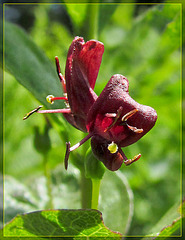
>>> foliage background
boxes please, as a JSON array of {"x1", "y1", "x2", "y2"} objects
[{"x1": 2, "y1": 0, "x2": 182, "y2": 237}]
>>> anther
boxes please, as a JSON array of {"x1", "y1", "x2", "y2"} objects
[
  {"x1": 124, "y1": 153, "x2": 141, "y2": 166},
  {"x1": 121, "y1": 109, "x2": 143, "y2": 134},
  {"x1": 127, "y1": 125, "x2": 143, "y2": 133},
  {"x1": 104, "y1": 106, "x2": 123, "y2": 132},
  {"x1": 122, "y1": 109, "x2": 138, "y2": 122},
  {"x1": 23, "y1": 106, "x2": 43, "y2": 120},
  {"x1": 119, "y1": 148, "x2": 141, "y2": 166},
  {"x1": 65, "y1": 142, "x2": 71, "y2": 170},
  {"x1": 108, "y1": 142, "x2": 118, "y2": 154}
]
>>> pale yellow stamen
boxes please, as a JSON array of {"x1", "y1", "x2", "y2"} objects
[
  {"x1": 108, "y1": 142, "x2": 118, "y2": 154},
  {"x1": 46, "y1": 95, "x2": 54, "y2": 104}
]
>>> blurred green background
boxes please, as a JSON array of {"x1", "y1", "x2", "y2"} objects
[{"x1": 2, "y1": 1, "x2": 182, "y2": 237}]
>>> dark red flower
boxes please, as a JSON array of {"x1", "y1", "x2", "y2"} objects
[{"x1": 24, "y1": 36, "x2": 157, "y2": 171}]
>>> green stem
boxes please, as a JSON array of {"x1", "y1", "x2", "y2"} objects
[
  {"x1": 91, "y1": 179, "x2": 101, "y2": 210},
  {"x1": 88, "y1": 3, "x2": 99, "y2": 40},
  {"x1": 79, "y1": 2, "x2": 100, "y2": 210},
  {"x1": 80, "y1": 171, "x2": 92, "y2": 209},
  {"x1": 43, "y1": 154, "x2": 54, "y2": 209}
]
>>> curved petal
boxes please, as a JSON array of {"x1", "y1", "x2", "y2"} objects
[
  {"x1": 65, "y1": 36, "x2": 104, "y2": 119},
  {"x1": 87, "y1": 74, "x2": 157, "y2": 146},
  {"x1": 120, "y1": 104, "x2": 157, "y2": 147}
]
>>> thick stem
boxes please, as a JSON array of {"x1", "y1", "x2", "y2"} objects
[
  {"x1": 80, "y1": 171, "x2": 92, "y2": 209},
  {"x1": 91, "y1": 179, "x2": 101, "y2": 210},
  {"x1": 43, "y1": 154, "x2": 54, "y2": 209}
]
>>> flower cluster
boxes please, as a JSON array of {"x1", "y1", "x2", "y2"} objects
[{"x1": 24, "y1": 37, "x2": 157, "y2": 171}]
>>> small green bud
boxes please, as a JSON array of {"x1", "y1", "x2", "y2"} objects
[
  {"x1": 34, "y1": 124, "x2": 51, "y2": 155},
  {"x1": 85, "y1": 148, "x2": 105, "y2": 180}
]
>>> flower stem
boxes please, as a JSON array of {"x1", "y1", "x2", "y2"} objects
[
  {"x1": 80, "y1": 171, "x2": 92, "y2": 209},
  {"x1": 87, "y1": 2, "x2": 101, "y2": 210},
  {"x1": 91, "y1": 178, "x2": 101, "y2": 210},
  {"x1": 88, "y1": 3, "x2": 99, "y2": 40}
]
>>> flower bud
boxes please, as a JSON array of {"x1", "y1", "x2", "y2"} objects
[{"x1": 85, "y1": 147, "x2": 105, "y2": 179}]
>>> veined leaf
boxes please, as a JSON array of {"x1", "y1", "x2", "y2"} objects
[
  {"x1": 2, "y1": 209, "x2": 122, "y2": 239},
  {"x1": 4, "y1": 167, "x2": 133, "y2": 236}
]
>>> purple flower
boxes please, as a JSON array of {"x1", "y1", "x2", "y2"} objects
[{"x1": 24, "y1": 36, "x2": 157, "y2": 171}]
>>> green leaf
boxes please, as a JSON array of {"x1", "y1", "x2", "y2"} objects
[
  {"x1": 153, "y1": 200, "x2": 185, "y2": 239},
  {"x1": 99, "y1": 170, "x2": 134, "y2": 234},
  {"x1": 2, "y1": 209, "x2": 122, "y2": 239},
  {"x1": 4, "y1": 166, "x2": 133, "y2": 235},
  {"x1": 4, "y1": 21, "x2": 64, "y2": 111},
  {"x1": 3, "y1": 166, "x2": 82, "y2": 225},
  {"x1": 4, "y1": 21, "x2": 69, "y2": 141},
  {"x1": 148, "y1": 201, "x2": 182, "y2": 236},
  {"x1": 64, "y1": 3, "x2": 88, "y2": 33},
  {"x1": 142, "y1": 200, "x2": 184, "y2": 239},
  {"x1": 64, "y1": 3, "x2": 118, "y2": 38},
  {"x1": 3, "y1": 175, "x2": 38, "y2": 224},
  {"x1": 153, "y1": 218, "x2": 182, "y2": 239},
  {"x1": 111, "y1": 4, "x2": 134, "y2": 30},
  {"x1": 98, "y1": 4, "x2": 118, "y2": 34}
]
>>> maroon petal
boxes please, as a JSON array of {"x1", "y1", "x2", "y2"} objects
[
  {"x1": 62, "y1": 112, "x2": 85, "y2": 131},
  {"x1": 91, "y1": 135, "x2": 124, "y2": 171},
  {"x1": 120, "y1": 104, "x2": 157, "y2": 147},
  {"x1": 87, "y1": 74, "x2": 157, "y2": 146},
  {"x1": 65, "y1": 36, "x2": 104, "y2": 119}
]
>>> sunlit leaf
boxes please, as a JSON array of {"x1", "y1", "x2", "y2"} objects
[
  {"x1": 2, "y1": 209, "x2": 122, "y2": 239},
  {"x1": 154, "y1": 218, "x2": 182, "y2": 239},
  {"x1": 4, "y1": 166, "x2": 133, "y2": 235}
]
